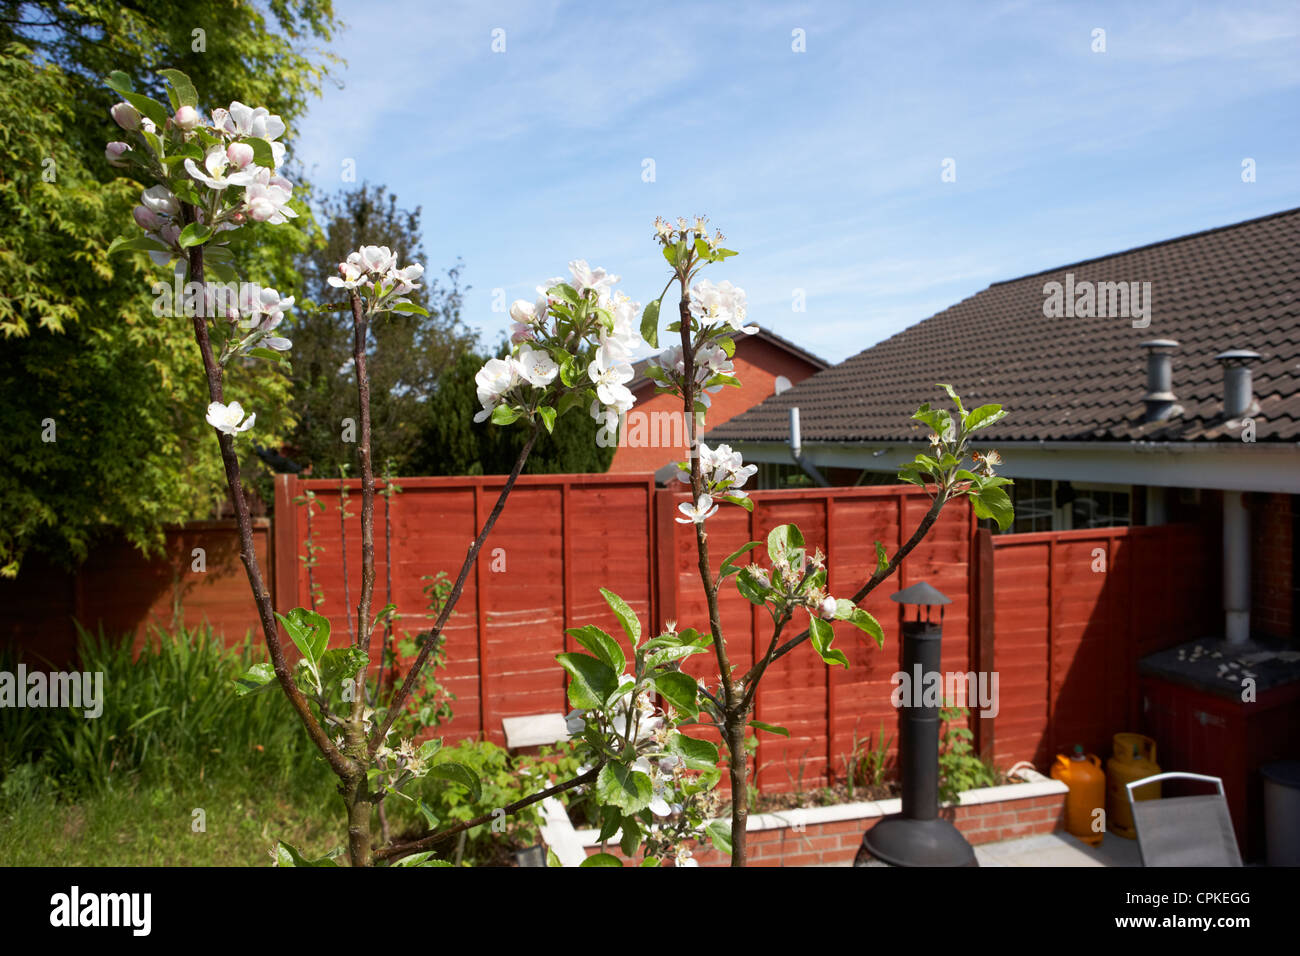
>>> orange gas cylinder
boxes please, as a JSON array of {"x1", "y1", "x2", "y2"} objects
[
  {"x1": 1106, "y1": 733, "x2": 1161, "y2": 839},
  {"x1": 1051, "y1": 745, "x2": 1106, "y2": 846}
]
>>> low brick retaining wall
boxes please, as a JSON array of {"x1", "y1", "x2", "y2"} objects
[{"x1": 576, "y1": 773, "x2": 1068, "y2": 866}]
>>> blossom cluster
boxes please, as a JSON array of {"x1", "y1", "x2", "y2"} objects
[
  {"x1": 473, "y1": 259, "x2": 643, "y2": 431},
  {"x1": 328, "y1": 244, "x2": 425, "y2": 314},
  {"x1": 108, "y1": 96, "x2": 298, "y2": 268},
  {"x1": 673, "y1": 443, "x2": 758, "y2": 525},
  {"x1": 688, "y1": 279, "x2": 755, "y2": 335}
]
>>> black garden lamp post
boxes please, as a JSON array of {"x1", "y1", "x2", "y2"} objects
[{"x1": 856, "y1": 580, "x2": 977, "y2": 867}]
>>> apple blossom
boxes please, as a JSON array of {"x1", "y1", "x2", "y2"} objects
[
  {"x1": 185, "y1": 145, "x2": 259, "y2": 191},
  {"x1": 514, "y1": 344, "x2": 558, "y2": 387},
  {"x1": 226, "y1": 142, "x2": 255, "y2": 169},
  {"x1": 327, "y1": 259, "x2": 368, "y2": 290},
  {"x1": 110, "y1": 101, "x2": 141, "y2": 130},
  {"x1": 215, "y1": 101, "x2": 287, "y2": 142},
  {"x1": 588, "y1": 348, "x2": 634, "y2": 408},
  {"x1": 676, "y1": 495, "x2": 719, "y2": 524},
  {"x1": 132, "y1": 205, "x2": 161, "y2": 231},
  {"x1": 818, "y1": 596, "x2": 838, "y2": 620},
  {"x1": 140, "y1": 184, "x2": 180, "y2": 218},
  {"x1": 205, "y1": 400, "x2": 255, "y2": 436},
  {"x1": 173, "y1": 106, "x2": 201, "y2": 131},
  {"x1": 105, "y1": 142, "x2": 130, "y2": 167},
  {"x1": 689, "y1": 278, "x2": 755, "y2": 334},
  {"x1": 473, "y1": 357, "x2": 519, "y2": 423},
  {"x1": 245, "y1": 179, "x2": 296, "y2": 223},
  {"x1": 568, "y1": 259, "x2": 618, "y2": 296}
]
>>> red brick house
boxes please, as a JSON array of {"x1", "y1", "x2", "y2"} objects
[{"x1": 607, "y1": 326, "x2": 827, "y2": 477}]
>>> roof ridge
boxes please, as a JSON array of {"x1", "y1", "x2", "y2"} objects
[{"x1": 989, "y1": 206, "x2": 1300, "y2": 288}]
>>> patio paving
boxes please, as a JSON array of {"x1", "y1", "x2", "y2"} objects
[{"x1": 973, "y1": 831, "x2": 1142, "y2": 867}]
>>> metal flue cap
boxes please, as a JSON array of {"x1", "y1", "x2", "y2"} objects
[
  {"x1": 890, "y1": 581, "x2": 951, "y2": 605},
  {"x1": 1214, "y1": 349, "x2": 1260, "y2": 366}
]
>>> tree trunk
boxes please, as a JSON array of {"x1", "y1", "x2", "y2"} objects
[{"x1": 726, "y1": 715, "x2": 749, "y2": 866}]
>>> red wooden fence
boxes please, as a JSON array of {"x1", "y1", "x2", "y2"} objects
[{"x1": 1, "y1": 474, "x2": 1220, "y2": 796}]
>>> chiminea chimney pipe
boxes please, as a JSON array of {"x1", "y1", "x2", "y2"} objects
[
  {"x1": 1215, "y1": 349, "x2": 1260, "y2": 420},
  {"x1": 1139, "y1": 339, "x2": 1179, "y2": 422}
]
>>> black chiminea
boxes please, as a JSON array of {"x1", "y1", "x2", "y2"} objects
[{"x1": 855, "y1": 581, "x2": 977, "y2": 867}]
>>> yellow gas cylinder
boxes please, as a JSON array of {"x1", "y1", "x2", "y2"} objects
[
  {"x1": 1051, "y1": 745, "x2": 1106, "y2": 846},
  {"x1": 1106, "y1": 733, "x2": 1161, "y2": 839}
]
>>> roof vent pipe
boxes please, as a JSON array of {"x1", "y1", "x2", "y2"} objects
[
  {"x1": 1139, "y1": 339, "x2": 1179, "y2": 422},
  {"x1": 1215, "y1": 349, "x2": 1260, "y2": 420},
  {"x1": 788, "y1": 406, "x2": 829, "y2": 488}
]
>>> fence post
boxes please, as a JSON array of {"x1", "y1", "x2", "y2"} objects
[
  {"x1": 972, "y1": 526, "x2": 996, "y2": 762},
  {"x1": 273, "y1": 473, "x2": 300, "y2": 613}
]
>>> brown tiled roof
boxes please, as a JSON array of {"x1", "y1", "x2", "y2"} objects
[
  {"x1": 709, "y1": 208, "x2": 1300, "y2": 444},
  {"x1": 629, "y1": 325, "x2": 829, "y2": 392}
]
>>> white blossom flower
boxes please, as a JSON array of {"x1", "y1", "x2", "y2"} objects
[
  {"x1": 674, "y1": 846, "x2": 699, "y2": 867},
  {"x1": 140, "y1": 184, "x2": 180, "y2": 218},
  {"x1": 819, "y1": 596, "x2": 838, "y2": 620},
  {"x1": 216, "y1": 101, "x2": 286, "y2": 142},
  {"x1": 244, "y1": 176, "x2": 296, "y2": 223},
  {"x1": 185, "y1": 145, "x2": 259, "y2": 190},
  {"x1": 676, "y1": 494, "x2": 719, "y2": 524},
  {"x1": 473, "y1": 357, "x2": 519, "y2": 422},
  {"x1": 688, "y1": 279, "x2": 755, "y2": 334},
  {"x1": 514, "y1": 344, "x2": 558, "y2": 387},
  {"x1": 110, "y1": 102, "x2": 140, "y2": 131},
  {"x1": 588, "y1": 348, "x2": 634, "y2": 408},
  {"x1": 105, "y1": 142, "x2": 130, "y2": 167},
  {"x1": 568, "y1": 259, "x2": 619, "y2": 296},
  {"x1": 327, "y1": 259, "x2": 369, "y2": 290},
  {"x1": 205, "y1": 400, "x2": 255, "y2": 436}
]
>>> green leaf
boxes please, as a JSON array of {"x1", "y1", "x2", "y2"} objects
[
  {"x1": 706, "y1": 821, "x2": 733, "y2": 855},
  {"x1": 645, "y1": 644, "x2": 705, "y2": 669},
  {"x1": 717, "y1": 335, "x2": 735, "y2": 357},
  {"x1": 653, "y1": 672, "x2": 699, "y2": 718},
  {"x1": 875, "y1": 541, "x2": 889, "y2": 573},
  {"x1": 663, "y1": 244, "x2": 680, "y2": 267},
  {"x1": 546, "y1": 848, "x2": 562, "y2": 867},
  {"x1": 669, "y1": 732, "x2": 719, "y2": 770},
  {"x1": 596, "y1": 763, "x2": 653, "y2": 814},
  {"x1": 318, "y1": 646, "x2": 368, "y2": 687},
  {"x1": 847, "y1": 608, "x2": 884, "y2": 648},
  {"x1": 600, "y1": 588, "x2": 642, "y2": 647},
  {"x1": 720, "y1": 494, "x2": 754, "y2": 512},
  {"x1": 390, "y1": 301, "x2": 429, "y2": 316},
  {"x1": 393, "y1": 852, "x2": 452, "y2": 867},
  {"x1": 157, "y1": 69, "x2": 198, "y2": 109},
  {"x1": 640, "y1": 298, "x2": 661, "y2": 349},
  {"x1": 177, "y1": 223, "x2": 212, "y2": 249},
  {"x1": 107, "y1": 235, "x2": 170, "y2": 256},
  {"x1": 937, "y1": 383, "x2": 966, "y2": 420},
  {"x1": 275, "y1": 607, "x2": 330, "y2": 664},
  {"x1": 556, "y1": 652, "x2": 619, "y2": 710},
  {"x1": 748, "y1": 720, "x2": 790, "y2": 737},
  {"x1": 641, "y1": 856, "x2": 661, "y2": 867},
  {"x1": 427, "y1": 762, "x2": 482, "y2": 802},
  {"x1": 233, "y1": 662, "x2": 276, "y2": 696},
  {"x1": 964, "y1": 403, "x2": 1005, "y2": 432},
  {"x1": 766, "y1": 523, "x2": 805, "y2": 564},
  {"x1": 735, "y1": 566, "x2": 770, "y2": 606},
  {"x1": 247, "y1": 346, "x2": 287, "y2": 364},
  {"x1": 597, "y1": 805, "x2": 622, "y2": 843},
  {"x1": 809, "y1": 617, "x2": 849, "y2": 669},
  {"x1": 971, "y1": 483, "x2": 1014, "y2": 531},
  {"x1": 720, "y1": 540, "x2": 761, "y2": 579},
  {"x1": 537, "y1": 405, "x2": 557, "y2": 434},
  {"x1": 566, "y1": 625, "x2": 625, "y2": 676},
  {"x1": 275, "y1": 841, "x2": 339, "y2": 867},
  {"x1": 580, "y1": 852, "x2": 624, "y2": 867},
  {"x1": 490, "y1": 404, "x2": 520, "y2": 426},
  {"x1": 105, "y1": 71, "x2": 134, "y2": 95},
  {"x1": 620, "y1": 817, "x2": 642, "y2": 857},
  {"x1": 118, "y1": 89, "x2": 169, "y2": 128},
  {"x1": 244, "y1": 136, "x2": 277, "y2": 169}
]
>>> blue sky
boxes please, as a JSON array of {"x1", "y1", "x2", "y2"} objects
[{"x1": 293, "y1": 0, "x2": 1300, "y2": 364}]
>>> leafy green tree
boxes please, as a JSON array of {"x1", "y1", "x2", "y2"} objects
[
  {"x1": 0, "y1": 2, "x2": 339, "y2": 575},
  {"x1": 286, "y1": 183, "x2": 477, "y2": 476},
  {"x1": 412, "y1": 346, "x2": 615, "y2": 476}
]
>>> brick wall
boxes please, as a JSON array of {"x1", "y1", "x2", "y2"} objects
[
  {"x1": 1250, "y1": 492, "x2": 1294, "y2": 639},
  {"x1": 580, "y1": 784, "x2": 1067, "y2": 866}
]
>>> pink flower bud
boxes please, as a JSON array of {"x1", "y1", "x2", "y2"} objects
[
  {"x1": 105, "y1": 142, "x2": 130, "y2": 167},
  {"x1": 226, "y1": 142, "x2": 254, "y2": 169},
  {"x1": 132, "y1": 204, "x2": 161, "y2": 230},
  {"x1": 110, "y1": 102, "x2": 141, "y2": 130},
  {"x1": 173, "y1": 106, "x2": 201, "y2": 131}
]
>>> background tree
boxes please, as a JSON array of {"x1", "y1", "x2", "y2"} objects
[
  {"x1": 0, "y1": 1, "x2": 339, "y2": 576},
  {"x1": 286, "y1": 183, "x2": 476, "y2": 476}
]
